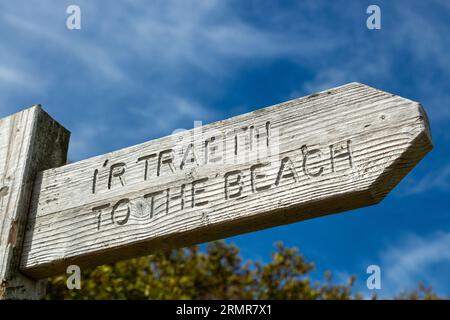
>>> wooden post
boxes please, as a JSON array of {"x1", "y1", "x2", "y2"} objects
[{"x1": 0, "y1": 106, "x2": 69, "y2": 299}]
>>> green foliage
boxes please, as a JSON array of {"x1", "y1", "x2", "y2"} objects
[
  {"x1": 45, "y1": 241, "x2": 440, "y2": 300},
  {"x1": 394, "y1": 283, "x2": 442, "y2": 300}
]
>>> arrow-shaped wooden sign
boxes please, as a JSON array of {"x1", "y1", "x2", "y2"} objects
[{"x1": 1, "y1": 82, "x2": 433, "y2": 286}]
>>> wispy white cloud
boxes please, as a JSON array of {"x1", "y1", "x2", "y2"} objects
[
  {"x1": 0, "y1": 65, "x2": 36, "y2": 87},
  {"x1": 0, "y1": 0, "x2": 449, "y2": 158},
  {"x1": 292, "y1": 1, "x2": 450, "y2": 125},
  {"x1": 401, "y1": 164, "x2": 450, "y2": 195},
  {"x1": 69, "y1": 122, "x2": 110, "y2": 160},
  {"x1": 0, "y1": 63, "x2": 49, "y2": 116},
  {"x1": 128, "y1": 96, "x2": 215, "y2": 133},
  {"x1": 377, "y1": 232, "x2": 450, "y2": 297},
  {"x1": 2, "y1": 8, "x2": 125, "y2": 81}
]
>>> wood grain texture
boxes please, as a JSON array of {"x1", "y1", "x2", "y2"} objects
[
  {"x1": 20, "y1": 83, "x2": 432, "y2": 279},
  {"x1": 0, "y1": 106, "x2": 69, "y2": 299}
]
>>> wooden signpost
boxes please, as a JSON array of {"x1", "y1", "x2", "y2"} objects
[
  {"x1": 0, "y1": 82, "x2": 432, "y2": 299},
  {"x1": 0, "y1": 106, "x2": 69, "y2": 299}
]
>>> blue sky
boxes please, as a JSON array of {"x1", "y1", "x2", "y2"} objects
[{"x1": 1, "y1": 0, "x2": 449, "y2": 297}]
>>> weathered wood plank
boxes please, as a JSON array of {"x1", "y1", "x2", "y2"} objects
[
  {"x1": 20, "y1": 83, "x2": 432, "y2": 279},
  {"x1": 0, "y1": 106, "x2": 69, "y2": 299}
]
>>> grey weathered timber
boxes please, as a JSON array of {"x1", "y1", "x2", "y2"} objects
[
  {"x1": 0, "y1": 106, "x2": 69, "y2": 299},
  {"x1": 19, "y1": 82, "x2": 432, "y2": 279}
]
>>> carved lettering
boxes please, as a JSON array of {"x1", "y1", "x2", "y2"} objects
[
  {"x1": 137, "y1": 154, "x2": 157, "y2": 181},
  {"x1": 92, "y1": 136, "x2": 354, "y2": 231},
  {"x1": 108, "y1": 162, "x2": 126, "y2": 189},
  {"x1": 158, "y1": 149, "x2": 176, "y2": 176},
  {"x1": 92, "y1": 204, "x2": 110, "y2": 230},
  {"x1": 224, "y1": 170, "x2": 243, "y2": 199},
  {"x1": 301, "y1": 146, "x2": 324, "y2": 177},
  {"x1": 111, "y1": 198, "x2": 130, "y2": 225},
  {"x1": 330, "y1": 140, "x2": 353, "y2": 172},
  {"x1": 275, "y1": 157, "x2": 298, "y2": 186},
  {"x1": 144, "y1": 190, "x2": 165, "y2": 219},
  {"x1": 192, "y1": 178, "x2": 209, "y2": 207},
  {"x1": 205, "y1": 136, "x2": 223, "y2": 164},
  {"x1": 250, "y1": 163, "x2": 271, "y2": 193},
  {"x1": 180, "y1": 143, "x2": 200, "y2": 170}
]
